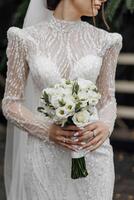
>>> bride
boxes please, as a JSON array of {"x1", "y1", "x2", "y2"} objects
[{"x1": 2, "y1": 0, "x2": 122, "y2": 199}]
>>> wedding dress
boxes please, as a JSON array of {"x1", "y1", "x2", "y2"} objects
[{"x1": 2, "y1": 11, "x2": 122, "y2": 200}]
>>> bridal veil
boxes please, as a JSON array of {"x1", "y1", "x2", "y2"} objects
[{"x1": 4, "y1": 0, "x2": 52, "y2": 199}]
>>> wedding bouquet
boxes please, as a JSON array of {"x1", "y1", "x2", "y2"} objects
[{"x1": 37, "y1": 78, "x2": 101, "y2": 179}]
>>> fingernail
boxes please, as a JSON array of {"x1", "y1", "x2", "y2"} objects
[
  {"x1": 81, "y1": 142, "x2": 86, "y2": 145},
  {"x1": 74, "y1": 138, "x2": 79, "y2": 142},
  {"x1": 88, "y1": 145, "x2": 94, "y2": 150},
  {"x1": 78, "y1": 146, "x2": 83, "y2": 150},
  {"x1": 74, "y1": 132, "x2": 79, "y2": 136}
]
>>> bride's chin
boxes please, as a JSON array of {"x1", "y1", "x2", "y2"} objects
[{"x1": 87, "y1": 10, "x2": 99, "y2": 17}]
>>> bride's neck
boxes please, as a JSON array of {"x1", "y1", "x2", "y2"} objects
[{"x1": 53, "y1": 0, "x2": 81, "y2": 22}]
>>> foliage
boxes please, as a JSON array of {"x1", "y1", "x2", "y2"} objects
[
  {"x1": 0, "y1": 0, "x2": 134, "y2": 71},
  {"x1": 12, "y1": 0, "x2": 30, "y2": 28},
  {"x1": 105, "y1": 0, "x2": 134, "y2": 24}
]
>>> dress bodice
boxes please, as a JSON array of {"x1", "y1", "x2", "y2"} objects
[
  {"x1": 8, "y1": 14, "x2": 120, "y2": 90},
  {"x1": 2, "y1": 13, "x2": 123, "y2": 142},
  {"x1": 24, "y1": 14, "x2": 104, "y2": 90}
]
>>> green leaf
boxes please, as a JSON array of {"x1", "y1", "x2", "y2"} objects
[
  {"x1": 58, "y1": 99, "x2": 66, "y2": 106},
  {"x1": 75, "y1": 102, "x2": 82, "y2": 112},
  {"x1": 65, "y1": 79, "x2": 71, "y2": 85},
  {"x1": 72, "y1": 81, "x2": 79, "y2": 94},
  {"x1": 43, "y1": 91, "x2": 49, "y2": 104},
  {"x1": 37, "y1": 107, "x2": 50, "y2": 117},
  {"x1": 126, "y1": 0, "x2": 134, "y2": 13},
  {"x1": 37, "y1": 106, "x2": 44, "y2": 112},
  {"x1": 13, "y1": 0, "x2": 30, "y2": 27},
  {"x1": 105, "y1": 0, "x2": 122, "y2": 22}
]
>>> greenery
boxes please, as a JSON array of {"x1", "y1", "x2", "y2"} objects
[
  {"x1": 105, "y1": 0, "x2": 134, "y2": 30},
  {"x1": 106, "y1": 0, "x2": 134, "y2": 22},
  {"x1": 0, "y1": 0, "x2": 134, "y2": 72},
  {"x1": 12, "y1": 0, "x2": 30, "y2": 28}
]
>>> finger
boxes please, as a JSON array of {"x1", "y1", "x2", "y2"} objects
[
  {"x1": 60, "y1": 130, "x2": 82, "y2": 138},
  {"x1": 62, "y1": 125, "x2": 81, "y2": 131},
  {"x1": 92, "y1": 128, "x2": 102, "y2": 137},
  {"x1": 78, "y1": 127, "x2": 102, "y2": 143},
  {"x1": 86, "y1": 123, "x2": 98, "y2": 131},
  {"x1": 77, "y1": 130, "x2": 93, "y2": 143},
  {"x1": 56, "y1": 136, "x2": 80, "y2": 146},
  {"x1": 89, "y1": 140, "x2": 103, "y2": 152},
  {"x1": 56, "y1": 129, "x2": 74, "y2": 137},
  {"x1": 58, "y1": 142, "x2": 77, "y2": 151},
  {"x1": 82, "y1": 134, "x2": 103, "y2": 149},
  {"x1": 80, "y1": 122, "x2": 98, "y2": 134}
]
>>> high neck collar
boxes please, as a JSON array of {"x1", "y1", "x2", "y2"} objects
[{"x1": 48, "y1": 13, "x2": 82, "y2": 33}]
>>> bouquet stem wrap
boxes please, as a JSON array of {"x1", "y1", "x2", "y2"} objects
[
  {"x1": 71, "y1": 145, "x2": 88, "y2": 179},
  {"x1": 71, "y1": 118, "x2": 98, "y2": 179}
]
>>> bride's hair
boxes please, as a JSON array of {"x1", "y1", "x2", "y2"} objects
[{"x1": 47, "y1": 0, "x2": 61, "y2": 10}]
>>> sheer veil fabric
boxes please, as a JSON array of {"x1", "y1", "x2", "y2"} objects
[{"x1": 4, "y1": 0, "x2": 52, "y2": 199}]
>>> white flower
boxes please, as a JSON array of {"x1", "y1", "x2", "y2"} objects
[
  {"x1": 80, "y1": 100, "x2": 88, "y2": 108},
  {"x1": 88, "y1": 91, "x2": 101, "y2": 106},
  {"x1": 87, "y1": 105, "x2": 95, "y2": 114},
  {"x1": 64, "y1": 88, "x2": 72, "y2": 95},
  {"x1": 43, "y1": 88, "x2": 54, "y2": 96},
  {"x1": 50, "y1": 95, "x2": 62, "y2": 108},
  {"x1": 72, "y1": 110, "x2": 90, "y2": 127},
  {"x1": 77, "y1": 78, "x2": 93, "y2": 90},
  {"x1": 55, "y1": 107, "x2": 69, "y2": 119},
  {"x1": 77, "y1": 90, "x2": 88, "y2": 100},
  {"x1": 55, "y1": 79, "x2": 74, "y2": 91},
  {"x1": 65, "y1": 100, "x2": 75, "y2": 114},
  {"x1": 60, "y1": 78, "x2": 74, "y2": 86},
  {"x1": 89, "y1": 97, "x2": 99, "y2": 106}
]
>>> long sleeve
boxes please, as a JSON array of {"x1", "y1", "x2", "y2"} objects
[
  {"x1": 2, "y1": 27, "x2": 52, "y2": 142},
  {"x1": 96, "y1": 33, "x2": 123, "y2": 137}
]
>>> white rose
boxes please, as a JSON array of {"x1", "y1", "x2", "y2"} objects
[
  {"x1": 87, "y1": 105, "x2": 95, "y2": 114},
  {"x1": 77, "y1": 90, "x2": 89, "y2": 101},
  {"x1": 50, "y1": 95, "x2": 62, "y2": 108},
  {"x1": 88, "y1": 91, "x2": 101, "y2": 106},
  {"x1": 64, "y1": 87, "x2": 72, "y2": 95},
  {"x1": 89, "y1": 84, "x2": 97, "y2": 91},
  {"x1": 77, "y1": 78, "x2": 93, "y2": 90},
  {"x1": 88, "y1": 97, "x2": 99, "y2": 106},
  {"x1": 72, "y1": 110, "x2": 90, "y2": 127}
]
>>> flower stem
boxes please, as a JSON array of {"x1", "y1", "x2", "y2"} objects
[{"x1": 71, "y1": 157, "x2": 88, "y2": 179}]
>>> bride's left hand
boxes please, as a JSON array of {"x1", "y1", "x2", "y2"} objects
[{"x1": 78, "y1": 121, "x2": 110, "y2": 152}]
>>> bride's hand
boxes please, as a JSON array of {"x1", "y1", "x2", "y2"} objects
[
  {"x1": 77, "y1": 121, "x2": 110, "y2": 152},
  {"x1": 48, "y1": 123, "x2": 82, "y2": 151}
]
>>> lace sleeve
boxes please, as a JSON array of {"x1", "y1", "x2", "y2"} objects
[
  {"x1": 96, "y1": 33, "x2": 123, "y2": 137},
  {"x1": 2, "y1": 27, "x2": 52, "y2": 142}
]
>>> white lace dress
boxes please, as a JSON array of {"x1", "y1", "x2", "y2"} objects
[{"x1": 2, "y1": 14, "x2": 122, "y2": 200}]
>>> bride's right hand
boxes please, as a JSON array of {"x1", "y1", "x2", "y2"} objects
[{"x1": 48, "y1": 123, "x2": 82, "y2": 151}]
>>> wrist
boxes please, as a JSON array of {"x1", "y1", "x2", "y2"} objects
[
  {"x1": 43, "y1": 124, "x2": 55, "y2": 144},
  {"x1": 98, "y1": 120, "x2": 111, "y2": 138}
]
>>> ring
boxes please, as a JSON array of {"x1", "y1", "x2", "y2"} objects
[
  {"x1": 93, "y1": 130, "x2": 97, "y2": 138},
  {"x1": 63, "y1": 138, "x2": 66, "y2": 143}
]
